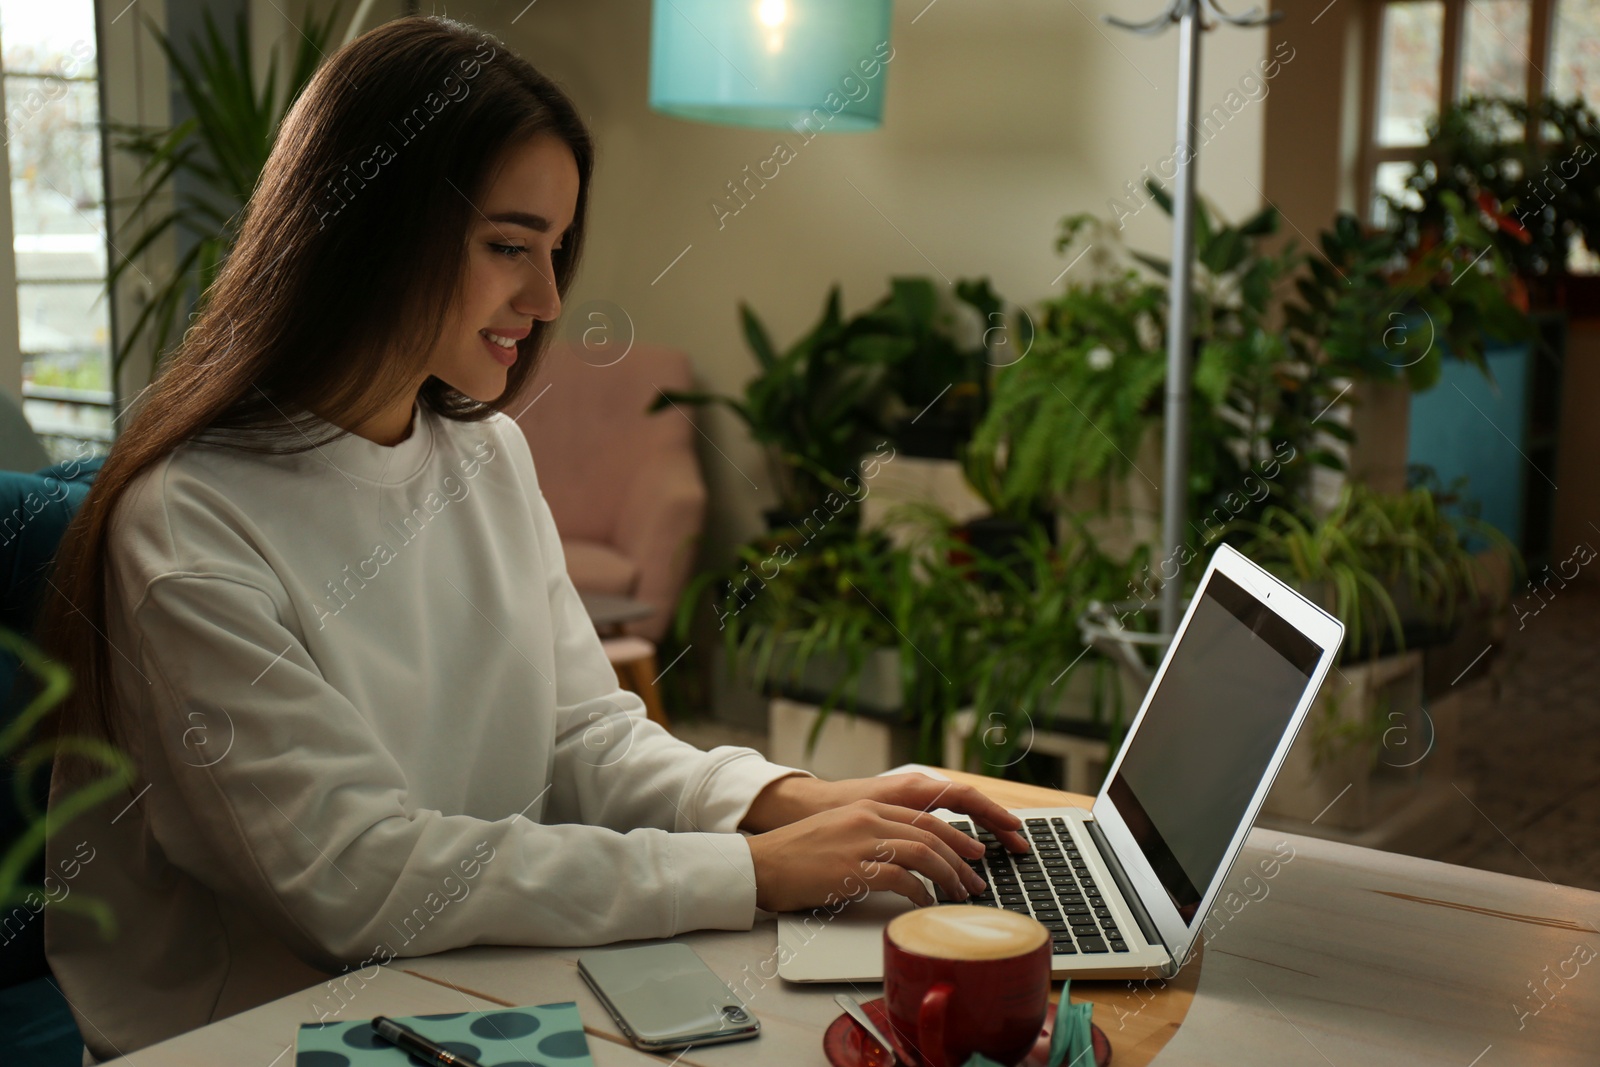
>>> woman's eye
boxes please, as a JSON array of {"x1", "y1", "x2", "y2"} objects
[{"x1": 489, "y1": 243, "x2": 527, "y2": 259}]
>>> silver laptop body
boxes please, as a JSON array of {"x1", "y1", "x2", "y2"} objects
[{"x1": 776, "y1": 544, "x2": 1345, "y2": 982}]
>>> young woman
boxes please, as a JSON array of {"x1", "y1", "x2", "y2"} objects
[{"x1": 37, "y1": 16, "x2": 1024, "y2": 1059}]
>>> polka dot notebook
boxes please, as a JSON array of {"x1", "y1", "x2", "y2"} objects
[{"x1": 295, "y1": 1002, "x2": 594, "y2": 1067}]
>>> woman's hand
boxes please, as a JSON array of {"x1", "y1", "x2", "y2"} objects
[
  {"x1": 746, "y1": 799, "x2": 990, "y2": 912},
  {"x1": 741, "y1": 772, "x2": 1029, "y2": 849},
  {"x1": 740, "y1": 772, "x2": 1031, "y2": 912}
]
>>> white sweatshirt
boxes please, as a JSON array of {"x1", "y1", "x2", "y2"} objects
[{"x1": 44, "y1": 402, "x2": 807, "y2": 1059}]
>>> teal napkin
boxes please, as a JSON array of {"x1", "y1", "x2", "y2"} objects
[{"x1": 960, "y1": 980, "x2": 1095, "y2": 1067}]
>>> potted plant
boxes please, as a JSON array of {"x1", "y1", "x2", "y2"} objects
[
  {"x1": 654, "y1": 273, "x2": 1017, "y2": 537},
  {"x1": 1388, "y1": 94, "x2": 1600, "y2": 313},
  {"x1": 946, "y1": 185, "x2": 1531, "y2": 797},
  {"x1": 868, "y1": 276, "x2": 1007, "y2": 460},
  {"x1": 675, "y1": 514, "x2": 1013, "y2": 777},
  {"x1": 652, "y1": 284, "x2": 931, "y2": 536},
  {"x1": 947, "y1": 435, "x2": 1059, "y2": 590},
  {"x1": 676, "y1": 492, "x2": 1142, "y2": 788},
  {"x1": 921, "y1": 512, "x2": 1143, "y2": 786},
  {"x1": 968, "y1": 192, "x2": 1304, "y2": 568},
  {"x1": 679, "y1": 169, "x2": 1534, "y2": 796}
]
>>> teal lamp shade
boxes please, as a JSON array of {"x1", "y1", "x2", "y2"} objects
[{"x1": 649, "y1": 0, "x2": 893, "y2": 131}]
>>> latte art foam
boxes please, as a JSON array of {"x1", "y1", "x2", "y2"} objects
[{"x1": 888, "y1": 905, "x2": 1048, "y2": 960}]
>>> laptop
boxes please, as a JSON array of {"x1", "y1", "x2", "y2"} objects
[{"x1": 776, "y1": 543, "x2": 1344, "y2": 982}]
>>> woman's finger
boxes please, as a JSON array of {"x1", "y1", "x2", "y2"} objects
[
  {"x1": 974, "y1": 818, "x2": 1032, "y2": 854},
  {"x1": 936, "y1": 785, "x2": 1032, "y2": 853},
  {"x1": 882, "y1": 778, "x2": 1032, "y2": 854},
  {"x1": 874, "y1": 807, "x2": 987, "y2": 893},
  {"x1": 871, "y1": 824, "x2": 974, "y2": 902},
  {"x1": 865, "y1": 864, "x2": 934, "y2": 908},
  {"x1": 946, "y1": 783, "x2": 1025, "y2": 835}
]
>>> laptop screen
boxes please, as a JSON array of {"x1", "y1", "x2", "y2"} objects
[{"x1": 1105, "y1": 570, "x2": 1320, "y2": 921}]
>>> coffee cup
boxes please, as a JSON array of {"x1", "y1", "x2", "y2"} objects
[{"x1": 883, "y1": 906, "x2": 1051, "y2": 1067}]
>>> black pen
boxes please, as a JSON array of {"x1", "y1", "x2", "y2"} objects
[{"x1": 370, "y1": 1016, "x2": 486, "y2": 1067}]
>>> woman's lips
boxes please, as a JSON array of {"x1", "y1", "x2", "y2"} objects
[{"x1": 480, "y1": 329, "x2": 517, "y2": 367}]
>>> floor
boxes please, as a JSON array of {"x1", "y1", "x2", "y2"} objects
[
  {"x1": 669, "y1": 583, "x2": 1600, "y2": 894},
  {"x1": 1434, "y1": 582, "x2": 1600, "y2": 892}
]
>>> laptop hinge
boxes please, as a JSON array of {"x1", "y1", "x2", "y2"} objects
[{"x1": 1083, "y1": 817, "x2": 1168, "y2": 966}]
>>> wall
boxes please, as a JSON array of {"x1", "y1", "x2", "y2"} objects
[{"x1": 1262, "y1": 0, "x2": 1366, "y2": 240}]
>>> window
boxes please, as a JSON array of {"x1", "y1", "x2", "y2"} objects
[
  {"x1": 1361, "y1": 0, "x2": 1600, "y2": 230},
  {"x1": 1, "y1": 0, "x2": 113, "y2": 459}
]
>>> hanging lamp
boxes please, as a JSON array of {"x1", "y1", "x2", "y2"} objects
[{"x1": 648, "y1": 0, "x2": 893, "y2": 130}]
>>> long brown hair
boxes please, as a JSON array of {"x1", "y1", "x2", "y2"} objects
[{"x1": 38, "y1": 16, "x2": 594, "y2": 767}]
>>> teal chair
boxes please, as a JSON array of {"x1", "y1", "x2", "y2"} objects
[
  {"x1": 0, "y1": 453, "x2": 106, "y2": 1067},
  {"x1": 0, "y1": 388, "x2": 52, "y2": 474}
]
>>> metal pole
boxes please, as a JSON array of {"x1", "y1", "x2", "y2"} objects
[
  {"x1": 1159, "y1": 5, "x2": 1202, "y2": 636},
  {"x1": 1106, "y1": 0, "x2": 1280, "y2": 636}
]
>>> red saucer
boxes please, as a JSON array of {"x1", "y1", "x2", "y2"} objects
[{"x1": 823, "y1": 996, "x2": 1111, "y2": 1067}]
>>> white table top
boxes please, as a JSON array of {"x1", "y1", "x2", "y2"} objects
[
  {"x1": 389, "y1": 827, "x2": 1600, "y2": 1066},
  {"x1": 104, "y1": 787, "x2": 1600, "y2": 1065}
]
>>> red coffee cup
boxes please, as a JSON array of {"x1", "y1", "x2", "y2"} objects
[{"x1": 883, "y1": 906, "x2": 1051, "y2": 1067}]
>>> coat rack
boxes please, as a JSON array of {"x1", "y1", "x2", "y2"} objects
[{"x1": 1107, "y1": 0, "x2": 1280, "y2": 635}]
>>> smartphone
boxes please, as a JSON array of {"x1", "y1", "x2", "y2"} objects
[{"x1": 577, "y1": 942, "x2": 759, "y2": 1052}]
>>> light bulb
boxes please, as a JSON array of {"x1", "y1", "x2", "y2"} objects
[{"x1": 756, "y1": 0, "x2": 788, "y2": 29}]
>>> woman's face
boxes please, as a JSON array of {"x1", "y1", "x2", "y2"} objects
[{"x1": 429, "y1": 131, "x2": 579, "y2": 402}]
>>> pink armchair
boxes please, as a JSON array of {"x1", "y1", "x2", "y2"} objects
[{"x1": 509, "y1": 341, "x2": 709, "y2": 644}]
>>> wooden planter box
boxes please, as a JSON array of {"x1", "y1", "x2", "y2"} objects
[
  {"x1": 768, "y1": 697, "x2": 967, "y2": 780},
  {"x1": 772, "y1": 645, "x2": 905, "y2": 714},
  {"x1": 1262, "y1": 652, "x2": 1425, "y2": 830},
  {"x1": 761, "y1": 636, "x2": 959, "y2": 778},
  {"x1": 764, "y1": 640, "x2": 1144, "y2": 786},
  {"x1": 1258, "y1": 650, "x2": 1478, "y2": 856}
]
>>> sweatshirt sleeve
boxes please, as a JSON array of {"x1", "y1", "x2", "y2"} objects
[
  {"x1": 124, "y1": 569, "x2": 787, "y2": 967},
  {"x1": 532, "y1": 489, "x2": 811, "y2": 845},
  {"x1": 492, "y1": 413, "x2": 813, "y2": 848}
]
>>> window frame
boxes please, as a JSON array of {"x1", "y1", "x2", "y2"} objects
[
  {"x1": 1358, "y1": 0, "x2": 1561, "y2": 222},
  {"x1": 0, "y1": 0, "x2": 163, "y2": 456}
]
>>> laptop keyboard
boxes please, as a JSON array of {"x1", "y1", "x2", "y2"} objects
[{"x1": 938, "y1": 818, "x2": 1131, "y2": 955}]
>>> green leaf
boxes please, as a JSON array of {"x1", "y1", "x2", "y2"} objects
[
  {"x1": 1238, "y1": 204, "x2": 1280, "y2": 236},
  {"x1": 954, "y1": 277, "x2": 1003, "y2": 326},
  {"x1": 1192, "y1": 195, "x2": 1215, "y2": 250},
  {"x1": 739, "y1": 302, "x2": 780, "y2": 371},
  {"x1": 888, "y1": 276, "x2": 939, "y2": 329},
  {"x1": 1199, "y1": 229, "x2": 1245, "y2": 275},
  {"x1": 1143, "y1": 177, "x2": 1174, "y2": 215},
  {"x1": 1130, "y1": 250, "x2": 1171, "y2": 278}
]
